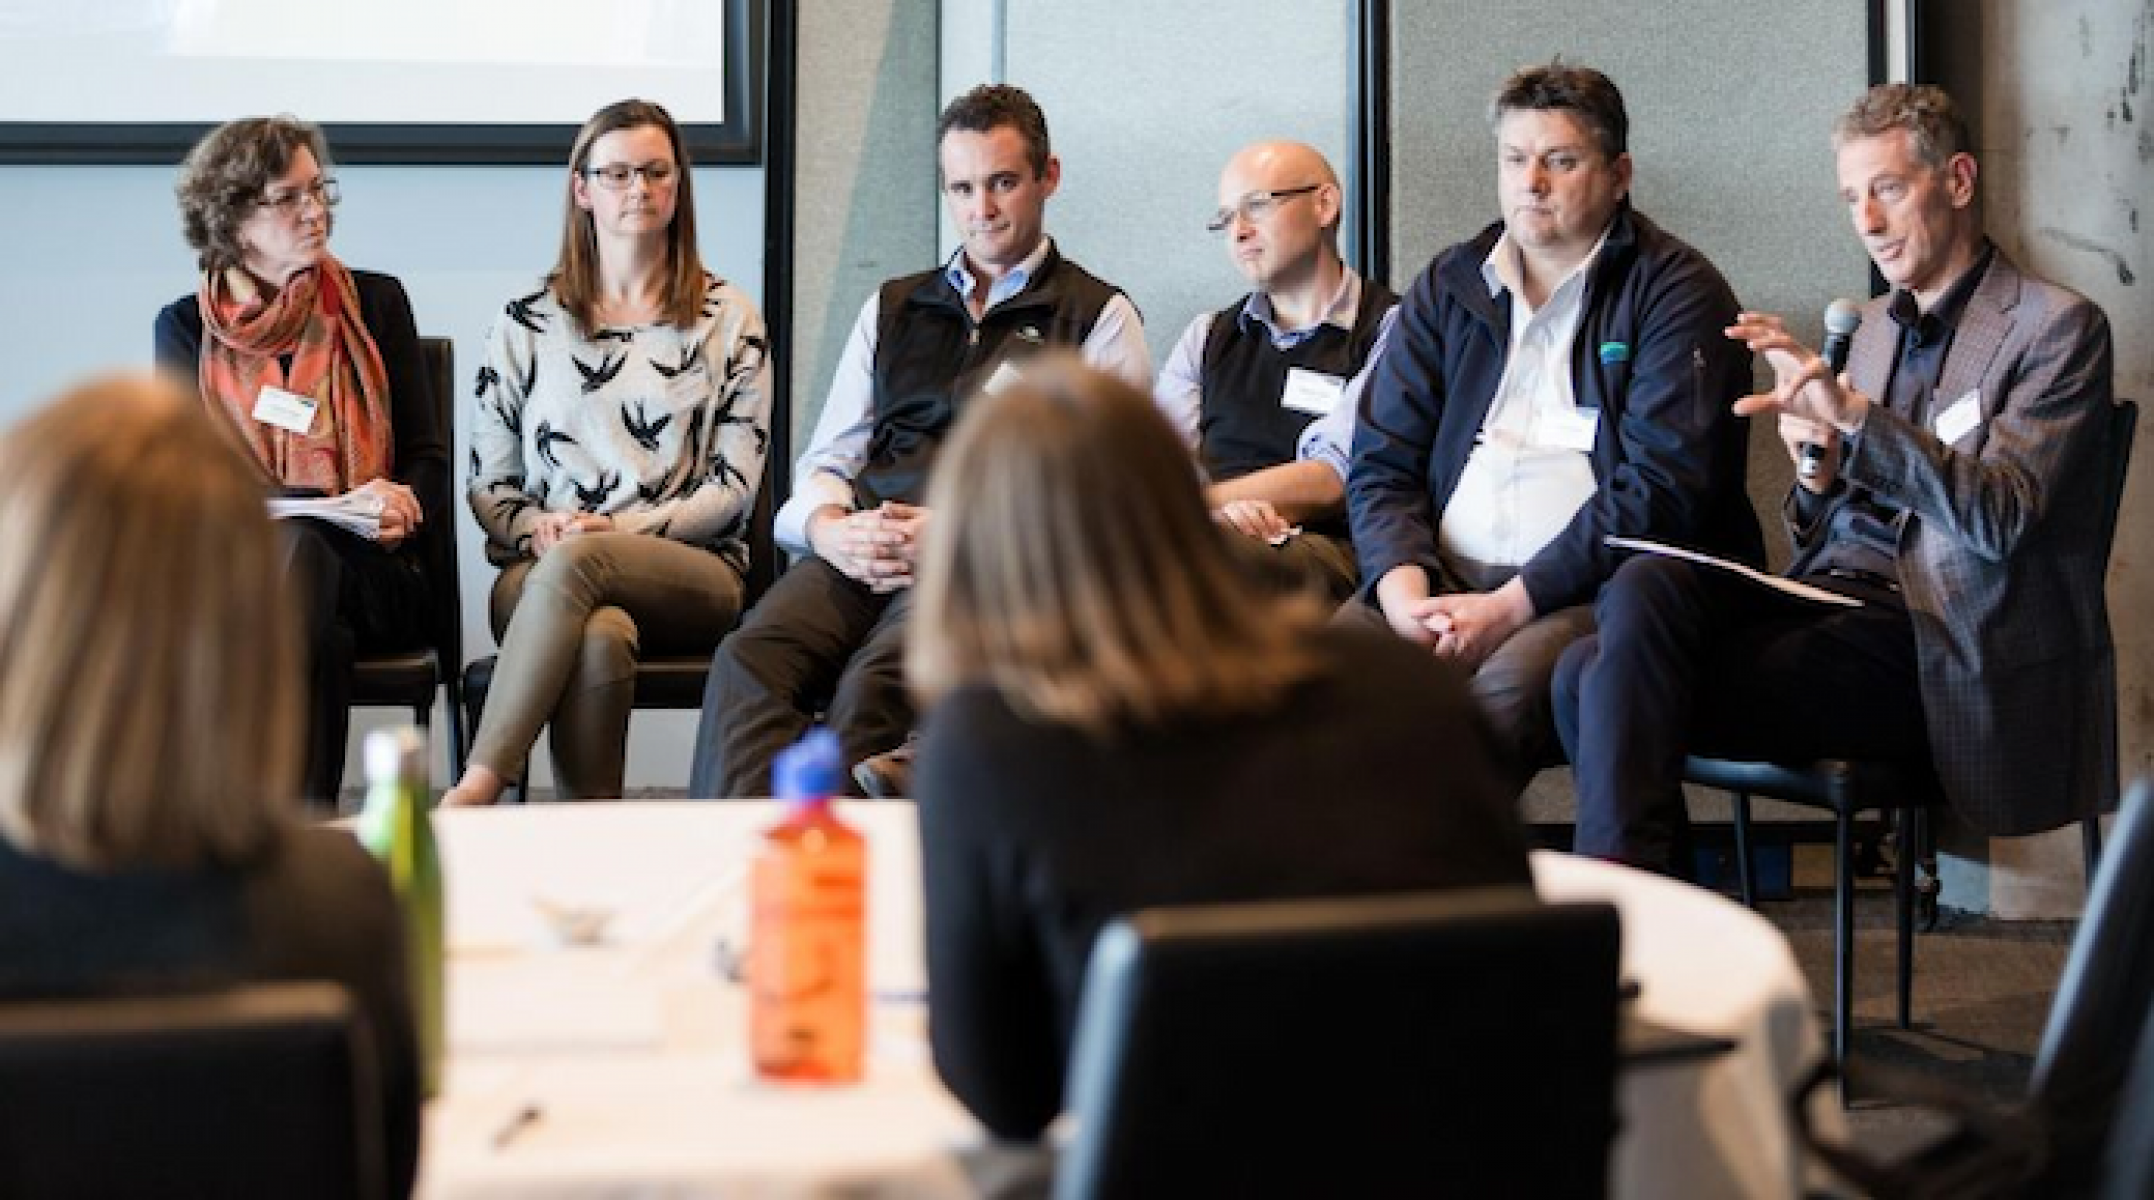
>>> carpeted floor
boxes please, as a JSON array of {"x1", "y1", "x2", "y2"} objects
[{"x1": 1727, "y1": 845, "x2": 2073, "y2": 1161}]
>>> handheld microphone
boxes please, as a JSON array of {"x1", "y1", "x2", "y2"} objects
[{"x1": 1799, "y1": 299, "x2": 1863, "y2": 480}]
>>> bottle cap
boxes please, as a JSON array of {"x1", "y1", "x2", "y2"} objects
[
  {"x1": 363, "y1": 726, "x2": 427, "y2": 786},
  {"x1": 773, "y1": 727, "x2": 843, "y2": 802}
]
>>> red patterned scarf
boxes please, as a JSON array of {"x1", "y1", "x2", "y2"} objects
[{"x1": 196, "y1": 255, "x2": 393, "y2": 493}]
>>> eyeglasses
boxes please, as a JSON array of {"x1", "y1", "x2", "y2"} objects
[
  {"x1": 258, "y1": 179, "x2": 340, "y2": 214},
  {"x1": 1207, "y1": 184, "x2": 1321, "y2": 233},
  {"x1": 581, "y1": 161, "x2": 679, "y2": 190}
]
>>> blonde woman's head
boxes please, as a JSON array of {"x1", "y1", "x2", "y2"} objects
[
  {"x1": 909, "y1": 353, "x2": 1320, "y2": 735},
  {"x1": 0, "y1": 374, "x2": 300, "y2": 871}
]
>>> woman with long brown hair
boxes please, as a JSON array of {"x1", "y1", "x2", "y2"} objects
[
  {"x1": 908, "y1": 354, "x2": 1533, "y2": 1139},
  {"x1": 0, "y1": 375, "x2": 419, "y2": 1197},
  {"x1": 447, "y1": 99, "x2": 771, "y2": 803}
]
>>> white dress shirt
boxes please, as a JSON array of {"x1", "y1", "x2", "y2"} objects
[{"x1": 1438, "y1": 230, "x2": 1607, "y2": 569}]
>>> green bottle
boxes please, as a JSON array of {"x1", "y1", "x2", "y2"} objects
[{"x1": 357, "y1": 726, "x2": 445, "y2": 1099}]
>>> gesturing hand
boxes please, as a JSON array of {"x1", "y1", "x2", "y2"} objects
[{"x1": 1725, "y1": 312, "x2": 1872, "y2": 435}]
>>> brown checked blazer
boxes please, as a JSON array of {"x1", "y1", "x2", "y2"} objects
[{"x1": 1827, "y1": 247, "x2": 2119, "y2": 835}]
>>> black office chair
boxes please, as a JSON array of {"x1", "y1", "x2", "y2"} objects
[
  {"x1": 352, "y1": 335, "x2": 467, "y2": 783},
  {"x1": 1055, "y1": 889, "x2": 1622, "y2": 1200},
  {"x1": 1691, "y1": 397, "x2": 2138, "y2": 1074},
  {"x1": 459, "y1": 443, "x2": 779, "y2": 797},
  {"x1": 0, "y1": 982, "x2": 385, "y2": 1200},
  {"x1": 1793, "y1": 779, "x2": 2154, "y2": 1198},
  {"x1": 2096, "y1": 961, "x2": 2154, "y2": 1200}
]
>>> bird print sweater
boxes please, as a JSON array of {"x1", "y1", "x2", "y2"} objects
[{"x1": 468, "y1": 273, "x2": 771, "y2": 570}]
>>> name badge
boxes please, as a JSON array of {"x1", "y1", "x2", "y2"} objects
[
  {"x1": 1280, "y1": 368, "x2": 1345, "y2": 416},
  {"x1": 1539, "y1": 405, "x2": 1601, "y2": 453},
  {"x1": 1932, "y1": 389, "x2": 1983, "y2": 446},
  {"x1": 252, "y1": 385, "x2": 319, "y2": 435},
  {"x1": 980, "y1": 360, "x2": 1025, "y2": 396}
]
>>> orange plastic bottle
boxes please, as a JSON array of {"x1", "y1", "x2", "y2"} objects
[{"x1": 750, "y1": 728, "x2": 868, "y2": 1083}]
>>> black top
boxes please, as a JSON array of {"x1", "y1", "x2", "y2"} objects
[
  {"x1": 915, "y1": 625, "x2": 1535, "y2": 1139},
  {"x1": 152, "y1": 270, "x2": 449, "y2": 526},
  {"x1": 0, "y1": 825, "x2": 421, "y2": 1199}
]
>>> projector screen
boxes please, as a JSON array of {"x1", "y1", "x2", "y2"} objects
[{"x1": 0, "y1": 0, "x2": 763, "y2": 164}]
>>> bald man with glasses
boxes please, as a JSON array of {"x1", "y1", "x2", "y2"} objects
[{"x1": 1153, "y1": 140, "x2": 1395, "y2": 604}]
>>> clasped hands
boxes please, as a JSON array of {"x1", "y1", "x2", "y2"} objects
[
  {"x1": 530, "y1": 511, "x2": 616, "y2": 556},
  {"x1": 1726, "y1": 312, "x2": 1875, "y2": 492},
  {"x1": 812, "y1": 500, "x2": 929, "y2": 593},
  {"x1": 1377, "y1": 569, "x2": 1534, "y2": 671}
]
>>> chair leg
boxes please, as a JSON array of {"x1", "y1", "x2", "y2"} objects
[
  {"x1": 1833, "y1": 808, "x2": 1854, "y2": 1080},
  {"x1": 407, "y1": 704, "x2": 436, "y2": 791},
  {"x1": 1895, "y1": 807, "x2": 1915, "y2": 1030},
  {"x1": 2084, "y1": 817, "x2": 2104, "y2": 887},
  {"x1": 444, "y1": 682, "x2": 468, "y2": 783},
  {"x1": 1728, "y1": 790, "x2": 1757, "y2": 909}
]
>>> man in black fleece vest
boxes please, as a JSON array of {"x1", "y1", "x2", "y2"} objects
[{"x1": 690, "y1": 84, "x2": 1151, "y2": 798}]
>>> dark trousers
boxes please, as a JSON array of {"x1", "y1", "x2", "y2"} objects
[
  {"x1": 281, "y1": 518, "x2": 429, "y2": 804},
  {"x1": 689, "y1": 556, "x2": 915, "y2": 798},
  {"x1": 1552, "y1": 555, "x2": 1926, "y2": 873}
]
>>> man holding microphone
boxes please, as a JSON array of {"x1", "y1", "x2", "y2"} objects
[{"x1": 1554, "y1": 83, "x2": 2120, "y2": 873}]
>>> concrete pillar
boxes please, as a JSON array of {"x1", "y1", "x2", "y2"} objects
[{"x1": 1926, "y1": 0, "x2": 2153, "y2": 918}]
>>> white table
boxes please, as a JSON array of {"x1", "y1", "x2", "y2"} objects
[
  {"x1": 415, "y1": 803, "x2": 1831, "y2": 1199},
  {"x1": 1535, "y1": 850, "x2": 1838, "y2": 1199}
]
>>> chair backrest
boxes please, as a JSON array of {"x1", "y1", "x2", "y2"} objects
[
  {"x1": 742, "y1": 437, "x2": 782, "y2": 609},
  {"x1": 0, "y1": 982, "x2": 384, "y2": 1200},
  {"x1": 2096, "y1": 940, "x2": 2154, "y2": 1199},
  {"x1": 415, "y1": 335, "x2": 465, "y2": 687},
  {"x1": 2096, "y1": 399, "x2": 2138, "y2": 572},
  {"x1": 1055, "y1": 889, "x2": 1622, "y2": 1200},
  {"x1": 2029, "y1": 782, "x2": 2154, "y2": 1139}
]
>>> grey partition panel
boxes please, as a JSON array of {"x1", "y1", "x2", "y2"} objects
[
  {"x1": 1003, "y1": 1, "x2": 1357, "y2": 370},
  {"x1": 789, "y1": 0, "x2": 941, "y2": 457},
  {"x1": 1383, "y1": 0, "x2": 1877, "y2": 569},
  {"x1": 1385, "y1": 1, "x2": 1873, "y2": 325}
]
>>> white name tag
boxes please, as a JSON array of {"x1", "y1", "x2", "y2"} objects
[
  {"x1": 1539, "y1": 405, "x2": 1601, "y2": 453},
  {"x1": 1280, "y1": 367, "x2": 1346, "y2": 416},
  {"x1": 252, "y1": 385, "x2": 319, "y2": 435},
  {"x1": 1933, "y1": 389, "x2": 1983, "y2": 446},
  {"x1": 980, "y1": 360, "x2": 1025, "y2": 396}
]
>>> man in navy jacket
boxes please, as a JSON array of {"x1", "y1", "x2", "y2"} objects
[{"x1": 1346, "y1": 62, "x2": 1760, "y2": 788}]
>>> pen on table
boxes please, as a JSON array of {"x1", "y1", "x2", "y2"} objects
[{"x1": 492, "y1": 1103, "x2": 543, "y2": 1151}]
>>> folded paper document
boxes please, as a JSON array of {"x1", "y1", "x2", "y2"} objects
[
  {"x1": 268, "y1": 492, "x2": 384, "y2": 540},
  {"x1": 1604, "y1": 536, "x2": 1862, "y2": 608}
]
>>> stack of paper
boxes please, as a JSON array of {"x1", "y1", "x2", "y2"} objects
[{"x1": 268, "y1": 492, "x2": 384, "y2": 540}]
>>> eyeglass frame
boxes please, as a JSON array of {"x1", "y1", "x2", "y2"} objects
[
  {"x1": 256, "y1": 178, "x2": 340, "y2": 215},
  {"x1": 579, "y1": 161, "x2": 681, "y2": 191},
  {"x1": 1206, "y1": 183, "x2": 1323, "y2": 233}
]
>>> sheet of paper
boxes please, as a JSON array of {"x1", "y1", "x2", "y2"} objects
[
  {"x1": 1603, "y1": 536, "x2": 1863, "y2": 608},
  {"x1": 267, "y1": 493, "x2": 384, "y2": 539}
]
